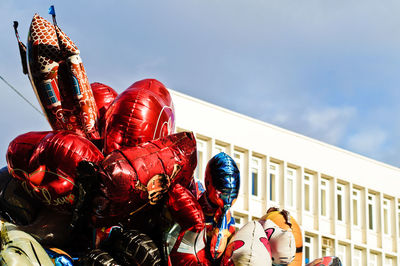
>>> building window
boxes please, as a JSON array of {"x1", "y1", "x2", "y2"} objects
[
  {"x1": 352, "y1": 189, "x2": 361, "y2": 227},
  {"x1": 384, "y1": 256, "x2": 394, "y2": 266},
  {"x1": 251, "y1": 157, "x2": 261, "y2": 197},
  {"x1": 195, "y1": 139, "x2": 208, "y2": 181},
  {"x1": 368, "y1": 194, "x2": 376, "y2": 231},
  {"x1": 213, "y1": 143, "x2": 226, "y2": 156},
  {"x1": 269, "y1": 162, "x2": 279, "y2": 202},
  {"x1": 233, "y1": 212, "x2": 246, "y2": 231},
  {"x1": 321, "y1": 238, "x2": 333, "y2": 257},
  {"x1": 286, "y1": 167, "x2": 296, "y2": 209},
  {"x1": 304, "y1": 235, "x2": 314, "y2": 264},
  {"x1": 353, "y1": 248, "x2": 363, "y2": 266},
  {"x1": 383, "y1": 198, "x2": 390, "y2": 235},
  {"x1": 320, "y1": 178, "x2": 329, "y2": 217},
  {"x1": 233, "y1": 151, "x2": 245, "y2": 193},
  {"x1": 337, "y1": 244, "x2": 347, "y2": 265},
  {"x1": 304, "y1": 173, "x2": 313, "y2": 213},
  {"x1": 369, "y1": 253, "x2": 378, "y2": 266},
  {"x1": 337, "y1": 184, "x2": 345, "y2": 222},
  {"x1": 398, "y1": 202, "x2": 400, "y2": 238}
]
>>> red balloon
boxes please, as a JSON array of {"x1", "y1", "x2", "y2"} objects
[
  {"x1": 7, "y1": 131, "x2": 104, "y2": 212},
  {"x1": 91, "y1": 82, "x2": 118, "y2": 137},
  {"x1": 103, "y1": 79, "x2": 175, "y2": 154},
  {"x1": 92, "y1": 132, "x2": 196, "y2": 227},
  {"x1": 166, "y1": 184, "x2": 210, "y2": 266}
]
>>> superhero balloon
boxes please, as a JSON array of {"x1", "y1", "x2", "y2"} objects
[
  {"x1": 221, "y1": 221, "x2": 272, "y2": 266},
  {"x1": 103, "y1": 79, "x2": 175, "y2": 154},
  {"x1": 26, "y1": 14, "x2": 100, "y2": 140},
  {"x1": 203, "y1": 152, "x2": 240, "y2": 260},
  {"x1": 259, "y1": 208, "x2": 302, "y2": 266},
  {"x1": 7, "y1": 131, "x2": 104, "y2": 212},
  {"x1": 91, "y1": 131, "x2": 196, "y2": 227}
]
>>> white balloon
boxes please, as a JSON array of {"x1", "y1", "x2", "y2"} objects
[{"x1": 221, "y1": 221, "x2": 272, "y2": 266}]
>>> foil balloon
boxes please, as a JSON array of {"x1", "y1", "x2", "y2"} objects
[
  {"x1": 203, "y1": 152, "x2": 240, "y2": 260},
  {"x1": 79, "y1": 249, "x2": 121, "y2": 266},
  {"x1": 45, "y1": 248, "x2": 74, "y2": 266},
  {"x1": 204, "y1": 152, "x2": 240, "y2": 211},
  {"x1": 221, "y1": 221, "x2": 272, "y2": 266},
  {"x1": 103, "y1": 78, "x2": 175, "y2": 154},
  {"x1": 91, "y1": 131, "x2": 196, "y2": 227},
  {"x1": 0, "y1": 220, "x2": 54, "y2": 265},
  {"x1": 0, "y1": 167, "x2": 41, "y2": 225},
  {"x1": 26, "y1": 14, "x2": 100, "y2": 140},
  {"x1": 91, "y1": 82, "x2": 118, "y2": 137},
  {"x1": 110, "y1": 229, "x2": 162, "y2": 265},
  {"x1": 306, "y1": 256, "x2": 342, "y2": 266},
  {"x1": 165, "y1": 184, "x2": 210, "y2": 266},
  {"x1": 259, "y1": 208, "x2": 302, "y2": 266},
  {"x1": 7, "y1": 131, "x2": 104, "y2": 212}
]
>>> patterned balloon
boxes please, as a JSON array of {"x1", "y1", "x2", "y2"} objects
[{"x1": 26, "y1": 14, "x2": 100, "y2": 140}]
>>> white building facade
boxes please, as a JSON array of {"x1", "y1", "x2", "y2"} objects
[{"x1": 170, "y1": 89, "x2": 400, "y2": 266}]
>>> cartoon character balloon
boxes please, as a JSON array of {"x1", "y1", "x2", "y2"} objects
[
  {"x1": 202, "y1": 152, "x2": 240, "y2": 260},
  {"x1": 259, "y1": 207, "x2": 302, "y2": 266},
  {"x1": 221, "y1": 221, "x2": 272, "y2": 266}
]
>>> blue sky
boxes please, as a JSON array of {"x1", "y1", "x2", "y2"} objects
[{"x1": 1, "y1": 0, "x2": 400, "y2": 166}]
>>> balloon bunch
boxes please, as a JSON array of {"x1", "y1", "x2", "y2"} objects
[{"x1": 1, "y1": 8, "x2": 343, "y2": 266}]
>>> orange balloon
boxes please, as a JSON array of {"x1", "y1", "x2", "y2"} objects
[{"x1": 260, "y1": 208, "x2": 303, "y2": 266}]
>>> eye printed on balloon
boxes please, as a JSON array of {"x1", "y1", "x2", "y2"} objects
[{"x1": 265, "y1": 227, "x2": 275, "y2": 240}]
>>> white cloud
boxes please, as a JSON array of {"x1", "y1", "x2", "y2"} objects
[
  {"x1": 346, "y1": 129, "x2": 387, "y2": 156},
  {"x1": 269, "y1": 106, "x2": 357, "y2": 146}
]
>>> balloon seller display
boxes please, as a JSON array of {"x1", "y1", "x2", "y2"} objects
[{"x1": 2, "y1": 8, "x2": 343, "y2": 266}]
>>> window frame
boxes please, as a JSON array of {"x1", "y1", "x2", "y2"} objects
[
  {"x1": 251, "y1": 156, "x2": 262, "y2": 198},
  {"x1": 233, "y1": 150, "x2": 245, "y2": 195},
  {"x1": 336, "y1": 183, "x2": 346, "y2": 223},
  {"x1": 285, "y1": 167, "x2": 297, "y2": 209},
  {"x1": 352, "y1": 189, "x2": 362, "y2": 228},
  {"x1": 368, "y1": 193, "x2": 376, "y2": 231},
  {"x1": 320, "y1": 178, "x2": 329, "y2": 217},
  {"x1": 213, "y1": 143, "x2": 226, "y2": 156},
  {"x1": 304, "y1": 235, "x2": 314, "y2": 265},
  {"x1": 268, "y1": 161, "x2": 280, "y2": 203},
  {"x1": 195, "y1": 139, "x2": 208, "y2": 182},
  {"x1": 383, "y1": 198, "x2": 391, "y2": 236},
  {"x1": 303, "y1": 172, "x2": 313, "y2": 213}
]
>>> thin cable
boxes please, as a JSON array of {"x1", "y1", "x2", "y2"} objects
[{"x1": 0, "y1": 75, "x2": 44, "y2": 116}]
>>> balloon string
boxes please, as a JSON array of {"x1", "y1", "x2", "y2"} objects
[
  {"x1": 0, "y1": 75, "x2": 44, "y2": 116},
  {"x1": 129, "y1": 202, "x2": 150, "y2": 216}
]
